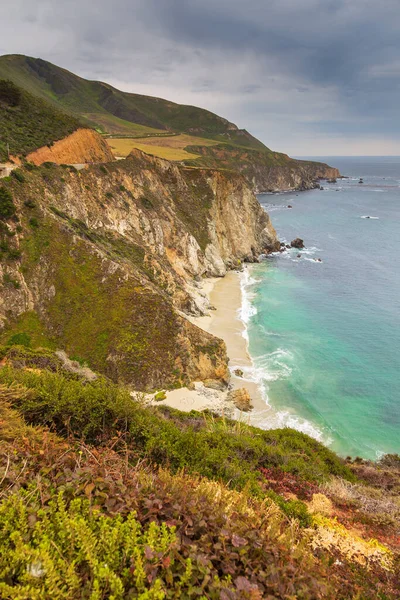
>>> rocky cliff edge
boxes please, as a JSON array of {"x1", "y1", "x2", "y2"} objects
[{"x1": 0, "y1": 149, "x2": 278, "y2": 390}]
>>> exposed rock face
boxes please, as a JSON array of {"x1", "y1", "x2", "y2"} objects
[
  {"x1": 291, "y1": 238, "x2": 305, "y2": 249},
  {"x1": 0, "y1": 149, "x2": 278, "y2": 390},
  {"x1": 228, "y1": 388, "x2": 253, "y2": 411},
  {"x1": 26, "y1": 128, "x2": 115, "y2": 165},
  {"x1": 249, "y1": 161, "x2": 341, "y2": 193},
  {"x1": 184, "y1": 145, "x2": 341, "y2": 193}
]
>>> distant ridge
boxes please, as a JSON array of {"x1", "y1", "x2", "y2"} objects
[
  {"x1": 0, "y1": 54, "x2": 265, "y2": 147},
  {"x1": 0, "y1": 54, "x2": 340, "y2": 191}
]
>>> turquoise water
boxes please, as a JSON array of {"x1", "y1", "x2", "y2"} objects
[{"x1": 244, "y1": 157, "x2": 400, "y2": 459}]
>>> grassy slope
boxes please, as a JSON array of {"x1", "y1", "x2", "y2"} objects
[
  {"x1": 0, "y1": 355, "x2": 398, "y2": 598},
  {"x1": 0, "y1": 54, "x2": 268, "y2": 150},
  {"x1": 0, "y1": 159, "x2": 227, "y2": 389},
  {"x1": 0, "y1": 79, "x2": 81, "y2": 161},
  {"x1": 107, "y1": 134, "x2": 220, "y2": 160}
]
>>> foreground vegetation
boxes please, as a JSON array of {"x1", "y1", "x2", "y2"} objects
[{"x1": 0, "y1": 346, "x2": 399, "y2": 598}]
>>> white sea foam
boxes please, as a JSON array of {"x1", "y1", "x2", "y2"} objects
[
  {"x1": 273, "y1": 411, "x2": 331, "y2": 444},
  {"x1": 238, "y1": 271, "x2": 257, "y2": 327},
  {"x1": 236, "y1": 267, "x2": 332, "y2": 448}
]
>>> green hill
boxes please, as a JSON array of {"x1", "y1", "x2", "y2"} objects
[
  {"x1": 0, "y1": 54, "x2": 339, "y2": 191},
  {"x1": 0, "y1": 54, "x2": 266, "y2": 149},
  {"x1": 0, "y1": 78, "x2": 81, "y2": 161}
]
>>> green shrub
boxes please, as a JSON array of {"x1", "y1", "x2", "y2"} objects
[
  {"x1": 0, "y1": 367, "x2": 355, "y2": 488},
  {"x1": 99, "y1": 165, "x2": 108, "y2": 174},
  {"x1": 154, "y1": 390, "x2": 167, "y2": 401},
  {"x1": 0, "y1": 79, "x2": 22, "y2": 106},
  {"x1": 105, "y1": 192, "x2": 113, "y2": 199},
  {"x1": 6, "y1": 248, "x2": 21, "y2": 260},
  {"x1": 29, "y1": 217, "x2": 39, "y2": 228},
  {"x1": 11, "y1": 169, "x2": 25, "y2": 183},
  {"x1": 0, "y1": 188, "x2": 16, "y2": 220},
  {"x1": 24, "y1": 199, "x2": 36, "y2": 209},
  {"x1": 7, "y1": 333, "x2": 31, "y2": 347},
  {"x1": 2, "y1": 273, "x2": 20, "y2": 289},
  {"x1": 24, "y1": 162, "x2": 38, "y2": 172},
  {"x1": 0, "y1": 491, "x2": 188, "y2": 600}
]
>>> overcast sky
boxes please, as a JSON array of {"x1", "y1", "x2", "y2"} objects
[{"x1": 1, "y1": 0, "x2": 399, "y2": 155}]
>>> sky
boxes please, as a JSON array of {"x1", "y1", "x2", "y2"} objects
[{"x1": 1, "y1": 0, "x2": 399, "y2": 156}]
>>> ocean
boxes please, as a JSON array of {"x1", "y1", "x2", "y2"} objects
[{"x1": 241, "y1": 156, "x2": 400, "y2": 459}]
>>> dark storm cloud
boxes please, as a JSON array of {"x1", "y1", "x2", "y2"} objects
[{"x1": 1, "y1": 0, "x2": 400, "y2": 154}]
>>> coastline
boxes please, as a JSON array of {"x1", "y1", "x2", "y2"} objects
[{"x1": 155, "y1": 269, "x2": 271, "y2": 424}]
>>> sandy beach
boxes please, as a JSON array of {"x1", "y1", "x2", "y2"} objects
[{"x1": 155, "y1": 269, "x2": 272, "y2": 424}]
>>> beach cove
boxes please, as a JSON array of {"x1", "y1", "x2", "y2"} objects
[{"x1": 155, "y1": 270, "x2": 271, "y2": 426}]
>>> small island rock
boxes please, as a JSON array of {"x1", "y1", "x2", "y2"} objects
[{"x1": 291, "y1": 238, "x2": 305, "y2": 249}]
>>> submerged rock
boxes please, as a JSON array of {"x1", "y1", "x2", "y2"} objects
[
  {"x1": 227, "y1": 388, "x2": 253, "y2": 411},
  {"x1": 234, "y1": 368, "x2": 244, "y2": 377},
  {"x1": 291, "y1": 238, "x2": 305, "y2": 249}
]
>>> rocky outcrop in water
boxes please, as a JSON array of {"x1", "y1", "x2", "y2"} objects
[{"x1": 291, "y1": 238, "x2": 305, "y2": 249}]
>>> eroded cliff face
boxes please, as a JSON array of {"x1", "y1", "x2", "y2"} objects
[
  {"x1": 0, "y1": 150, "x2": 278, "y2": 389},
  {"x1": 185, "y1": 144, "x2": 340, "y2": 193},
  {"x1": 249, "y1": 161, "x2": 341, "y2": 193},
  {"x1": 26, "y1": 128, "x2": 115, "y2": 165}
]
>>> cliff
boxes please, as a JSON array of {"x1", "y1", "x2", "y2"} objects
[
  {"x1": 0, "y1": 55, "x2": 341, "y2": 193},
  {"x1": 185, "y1": 144, "x2": 341, "y2": 192},
  {"x1": 26, "y1": 128, "x2": 115, "y2": 165},
  {"x1": 0, "y1": 150, "x2": 278, "y2": 390}
]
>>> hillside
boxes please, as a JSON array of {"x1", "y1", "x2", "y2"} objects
[
  {"x1": 0, "y1": 54, "x2": 339, "y2": 191},
  {"x1": 0, "y1": 79, "x2": 81, "y2": 162},
  {"x1": 0, "y1": 350, "x2": 398, "y2": 598},
  {"x1": 0, "y1": 150, "x2": 278, "y2": 389}
]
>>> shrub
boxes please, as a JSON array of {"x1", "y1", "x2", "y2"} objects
[
  {"x1": 154, "y1": 390, "x2": 167, "y2": 401},
  {"x1": 11, "y1": 169, "x2": 25, "y2": 183},
  {"x1": 24, "y1": 199, "x2": 36, "y2": 209},
  {"x1": 2, "y1": 273, "x2": 20, "y2": 289},
  {"x1": 24, "y1": 162, "x2": 38, "y2": 172},
  {"x1": 7, "y1": 333, "x2": 31, "y2": 347},
  {"x1": 0, "y1": 188, "x2": 16, "y2": 220},
  {"x1": 0, "y1": 491, "x2": 188, "y2": 600},
  {"x1": 0, "y1": 367, "x2": 355, "y2": 488},
  {"x1": 99, "y1": 165, "x2": 108, "y2": 174},
  {"x1": 0, "y1": 79, "x2": 21, "y2": 106},
  {"x1": 6, "y1": 248, "x2": 21, "y2": 260},
  {"x1": 29, "y1": 217, "x2": 39, "y2": 228}
]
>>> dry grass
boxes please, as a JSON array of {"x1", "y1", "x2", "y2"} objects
[
  {"x1": 323, "y1": 476, "x2": 400, "y2": 525},
  {"x1": 106, "y1": 134, "x2": 220, "y2": 160}
]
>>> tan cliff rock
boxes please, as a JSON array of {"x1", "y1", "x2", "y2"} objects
[
  {"x1": 184, "y1": 144, "x2": 340, "y2": 193},
  {"x1": 26, "y1": 128, "x2": 115, "y2": 166},
  {"x1": 0, "y1": 149, "x2": 278, "y2": 390}
]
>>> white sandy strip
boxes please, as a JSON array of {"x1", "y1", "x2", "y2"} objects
[{"x1": 154, "y1": 269, "x2": 271, "y2": 423}]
